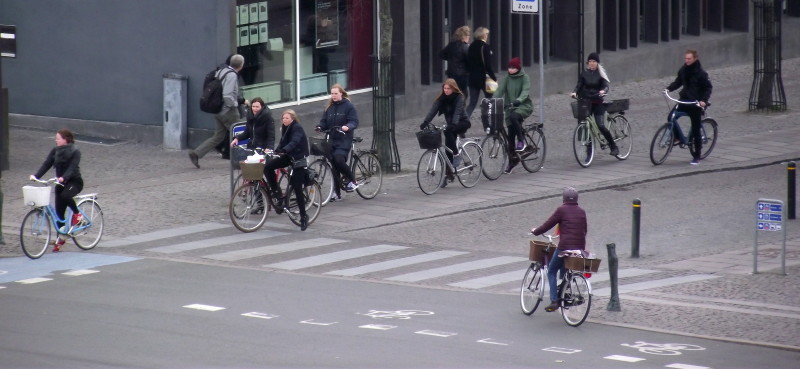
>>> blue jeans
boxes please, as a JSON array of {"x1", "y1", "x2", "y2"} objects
[
  {"x1": 671, "y1": 110, "x2": 688, "y2": 145},
  {"x1": 547, "y1": 252, "x2": 566, "y2": 302}
]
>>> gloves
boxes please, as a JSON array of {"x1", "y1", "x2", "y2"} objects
[
  {"x1": 419, "y1": 122, "x2": 429, "y2": 130},
  {"x1": 511, "y1": 101, "x2": 520, "y2": 107}
]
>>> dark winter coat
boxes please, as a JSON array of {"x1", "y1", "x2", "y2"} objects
[
  {"x1": 666, "y1": 60, "x2": 712, "y2": 104},
  {"x1": 440, "y1": 40, "x2": 469, "y2": 77},
  {"x1": 574, "y1": 68, "x2": 609, "y2": 102},
  {"x1": 276, "y1": 121, "x2": 309, "y2": 161},
  {"x1": 317, "y1": 99, "x2": 359, "y2": 152},
  {"x1": 35, "y1": 144, "x2": 82, "y2": 182},
  {"x1": 532, "y1": 201, "x2": 587, "y2": 251},
  {"x1": 422, "y1": 93, "x2": 471, "y2": 132},
  {"x1": 467, "y1": 39, "x2": 497, "y2": 89},
  {"x1": 236, "y1": 107, "x2": 275, "y2": 150}
]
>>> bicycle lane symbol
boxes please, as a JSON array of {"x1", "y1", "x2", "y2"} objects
[
  {"x1": 358, "y1": 310, "x2": 435, "y2": 320},
  {"x1": 621, "y1": 341, "x2": 706, "y2": 355}
]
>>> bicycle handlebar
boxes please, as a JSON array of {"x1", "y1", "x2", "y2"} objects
[
  {"x1": 29, "y1": 176, "x2": 63, "y2": 187},
  {"x1": 316, "y1": 126, "x2": 346, "y2": 135},
  {"x1": 663, "y1": 90, "x2": 702, "y2": 106}
]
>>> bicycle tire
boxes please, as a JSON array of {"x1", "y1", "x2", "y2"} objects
[
  {"x1": 286, "y1": 181, "x2": 322, "y2": 226},
  {"x1": 354, "y1": 152, "x2": 382, "y2": 199},
  {"x1": 417, "y1": 149, "x2": 444, "y2": 195},
  {"x1": 229, "y1": 182, "x2": 269, "y2": 233},
  {"x1": 520, "y1": 264, "x2": 545, "y2": 315},
  {"x1": 20, "y1": 208, "x2": 52, "y2": 259},
  {"x1": 520, "y1": 127, "x2": 546, "y2": 173},
  {"x1": 572, "y1": 123, "x2": 594, "y2": 168},
  {"x1": 560, "y1": 273, "x2": 592, "y2": 327},
  {"x1": 72, "y1": 199, "x2": 104, "y2": 250},
  {"x1": 610, "y1": 115, "x2": 632, "y2": 160},
  {"x1": 649, "y1": 124, "x2": 674, "y2": 165},
  {"x1": 480, "y1": 135, "x2": 507, "y2": 180},
  {"x1": 309, "y1": 159, "x2": 334, "y2": 206},
  {"x1": 455, "y1": 141, "x2": 482, "y2": 188},
  {"x1": 697, "y1": 118, "x2": 718, "y2": 159}
]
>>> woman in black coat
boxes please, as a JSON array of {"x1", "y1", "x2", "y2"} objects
[
  {"x1": 466, "y1": 27, "x2": 497, "y2": 118},
  {"x1": 420, "y1": 79, "x2": 471, "y2": 185},
  {"x1": 265, "y1": 109, "x2": 310, "y2": 231},
  {"x1": 231, "y1": 97, "x2": 275, "y2": 150}
]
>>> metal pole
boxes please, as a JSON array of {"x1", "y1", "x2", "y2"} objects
[
  {"x1": 606, "y1": 243, "x2": 621, "y2": 311},
  {"x1": 631, "y1": 198, "x2": 641, "y2": 258},
  {"x1": 538, "y1": 1, "x2": 544, "y2": 125},
  {"x1": 788, "y1": 161, "x2": 795, "y2": 219}
]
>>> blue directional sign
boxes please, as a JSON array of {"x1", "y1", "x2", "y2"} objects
[{"x1": 756, "y1": 200, "x2": 784, "y2": 232}]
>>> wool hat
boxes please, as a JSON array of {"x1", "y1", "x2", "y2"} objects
[
  {"x1": 562, "y1": 186, "x2": 579, "y2": 203},
  {"x1": 507, "y1": 57, "x2": 521, "y2": 70},
  {"x1": 587, "y1": 52, "x2": 600, "y2": 63}
]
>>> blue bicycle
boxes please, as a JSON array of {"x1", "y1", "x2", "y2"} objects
[{"x1": 20, "y1": 178, "x2": 104, "y2": 259}]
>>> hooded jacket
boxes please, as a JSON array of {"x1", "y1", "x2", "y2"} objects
[
  {"x1": 532, "y1": 200, "x2": 587, "y2": 251},
  {"x1": 667, "y1": 60, "x2": 712, "y2": 104},
  {"x1": 494, "y1": 69, "x2": 534, "y2": 119}
]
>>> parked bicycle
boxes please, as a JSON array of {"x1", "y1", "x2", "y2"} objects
[
  {"x1": 20, "y1": 178, "x2": 104, "y2": 259},
  {"x1": 480, "y1": 116, "x2": 546, "y2": 180},
  {"x1": 520, "y1": 234, "x2": 597, "y2": 327},
  {"x1": 308, "y1": 127, "x2": 382, "y2": 206},
  {"x1": 649, "y1": 90, "x2": 718, "y2": 165},
  {"x1": 571, "y1": 97, "x2": 632, "y2": 168},
  {"x1": 229, "y1": 150, "x2": 322, "y2": 232},
  {"x1": 416, "y1": 123, "x2": 483, "y2": 195}
]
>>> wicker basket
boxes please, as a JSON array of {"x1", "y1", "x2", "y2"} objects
[
  {"x1": 239, "y1": 161, "x2": 266, "y2": 181},
  {"x1": 563, "y1": 257, "x2": 602, "y2": 272},
  {"x1": 571, "y1": 100, "x2": 592, "y2": 120},
  {"x1": 606, "y1": 99, "x2": 630, "y2": 114},
  {"x1": 528, "y1": 240, "x2": 556, "y2": 263},
  {"x1": 309, "y1": 137, "x2": 331, "y2": 156},
  {"x1": 416, "y1": 129, "x2": 442, "y2": 150}
]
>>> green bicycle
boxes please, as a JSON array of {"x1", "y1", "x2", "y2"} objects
[{"x1": 571, "y1": 97, "x2": 632, "y2": 168}]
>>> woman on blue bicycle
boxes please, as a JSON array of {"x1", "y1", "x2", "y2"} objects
[
  {"x1": 571, "y1": 52, "x2": 618, "y2": 157},
  {"x1": 493, "y1": 57, "x2": 533, "y2": 174},
  {"x1": 30, "y1": 129, "x2": 83, "y2": 252}
]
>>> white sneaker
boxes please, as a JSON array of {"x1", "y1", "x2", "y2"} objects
[{"x1": 344, "y1": 182, "x2": 360, "y2": 192}]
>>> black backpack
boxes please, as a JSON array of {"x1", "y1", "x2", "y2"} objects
[{"x1": 199, "y1": 68, "x2": 233, "y2": 114}]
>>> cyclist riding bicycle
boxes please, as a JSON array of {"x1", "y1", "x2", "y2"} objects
[
  {"x1": 665, "y1": 49, "x2": 712, "y2": 165},
  {"x1": 266, "y1": 109, "x2": 310, "y2": 231},
  {"x1": 30, "y1": 128, "x2": 85, "y2": 252},
  {"x1": 530, "y1": 186, "x2": 588, "y2": 312},
  {"x1": 571, "y1": 52, "x2": 618, "y2": 157},
  {"x1": 493, "y1": 57, "x2": 533, "y2": 174},
  {"x1": 316, "y1": 84, "x2": 360, "y2": 202},
  {"x1": 420, "y1": 78, "x2": 472, "y2": 186}
]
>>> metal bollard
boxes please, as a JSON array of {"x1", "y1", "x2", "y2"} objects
[
  {"x1": 606, "y1": 243, "x2": 621, "y2": 311},
  {"x1": 788, "y1": 161, "x2": 796, "y2": 220},
  {"x1": 631, "y1": 199, "x2": 641, "y2": 258}
]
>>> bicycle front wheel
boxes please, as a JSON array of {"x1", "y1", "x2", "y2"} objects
[
  {"x1": 572, "y1": 123, "x2": 594, "y2": 168},
  {"x1": 520, "y1": 127, "x2": 546, "y2": 173},
  {"x1": 560, "y1": 274, "x2": 592, "y2": 327},
  {"x1": 417, "y1": 149, "x2": 444, "y2": 195},
  {"x1": 229, "y1": 182, "x2": 269, "y2": 232},
  {"x1": 354, "y1": 152, "x2": 383, "y2": 199},
  {"x1": 309, "y1": 159, "x2": 334, "y2": 206},
  {"x1": 697, "y1": 118, "x2": 718, "y2": 159},
  {"x1": 72, "y1": 199, "x2": 104, "y2": 250},
  {"x1": 480, "y1": 135, "x2": 507, "y2": 180},
  {"x1": 20, "y1": 208, "x2": 52, "y2": 259},
  {"x1": 287, "y1": 182, "x2": 322, "y2": 226},
  {"x1": 456, "y1": 142, "x2": 482, "y2": 188},
  {"x1": 610, "y1": 115, "x2": 632, "y2": 160},
  {"x1": 520, "y1": 264, "x2": 545, "y2": 315},
  {"x1": 649, "y1": 124, "x2": 674, "y2": 165}
]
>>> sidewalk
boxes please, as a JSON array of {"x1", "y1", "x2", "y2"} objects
[{"x1": 2, "y1": 59, "x2": 799, "y2": 349}]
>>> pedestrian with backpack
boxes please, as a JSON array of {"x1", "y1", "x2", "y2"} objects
[{"x1": 190, "y1": 54, "x2": 245, "y2": 168}]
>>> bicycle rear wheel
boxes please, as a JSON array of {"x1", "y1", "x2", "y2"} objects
[
  {"x1": 354, "y1": 152, "x2": 382, "y2": 199},
  {"x1": 649, "y1": 124, "x2": 674, "y2": 165},
  {"x1": 417, "y1": 149, "x2": 444, "y2": 195},
  {"x1": 520, "y1": 264, "x2": 545, "y2": 315},
  {"x1": 560, "y1": 274, "x2": 592, "y2": 327},
  {"x1": 72, "y1": 199, "x2": 104, "y2": 250},
  {"x1": 520, "y1": 127, "x2": 546, "y2": 173},
  {"x1": 456, "y1": 142, "x2": 482, "y2": 188},
  {"x1": 229, "y1": 182, "x2": 269, "y2": 232},
  {"x1": 309, "y1": 159, "x2": 334, "y2": 206},
  {"x1": 480, "y1": 135, "x2": 507, "y2": 180},
  {"x1": 286, "y1": 181, "x2": 322, "y2": 226},
  {"x1": 695, "y1": 118, "x2": 718, "y2": 159},
  {"x1": 610, "y1": 115, "x2": 632, "y2": 160},
  {"x1": 20, "y1": 208, "x2": 52, "y2": 259},
  {"x1": 572, "y1": 123, "x2": 594, "y2": 168}
]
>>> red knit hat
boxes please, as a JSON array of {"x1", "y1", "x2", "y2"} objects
[{"x1": 507, "y1": 57, "x2": 521, "y2": 70}]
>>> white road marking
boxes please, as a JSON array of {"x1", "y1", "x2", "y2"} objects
[
  {"x1": 586, "y1": 268, "x2": 659, "y2": 282},
  {"x1": 604, "y1": 355, "x2": 646, "y2": 362},
  {"x1": 325, "y1": 250, "x2": 469, "y2": 276},
  {"x1": 183, "y1": 304, "x2": 226, "y2": 312},
  {"x1": 148, "y1": 230, "x2": 288, "y2": 254},
  {"x1": 241, "y1": 312, "x2": 278, "y2": 319},
  {"x1": 359, "y1": 324, "x2": 397, "y2": 330},
  {"x1": 593, "y1": 275, "x2": 720, "y2": 297},
  {"x1": 101, "y1": 223, "x2": 229, "y2": 247},
  {"x1": 542, "y1": 347, "x2": 582, "y2": 354},
  {"x1": 477, "y1": 338, "x2": 508, "y2": 346},
  {"x1": 387, "y1": 256, "x2": 527, "y2": 282},
  {"x1": 666, "y1": 364, "x2": 710, "y2": 369},
  {"x1": 449, "y1": 270, "x2": 522, "y2": 289},
  {"x1": 62, "y1": 269, "x2": 99, "y2": 276},
  {"x1": 265, "y1": 245, "x2": 408, "y2": 270},
  {"x1": 16, "y1": 277, "x2": 52, "y2": 284},
  {"x1": 415, "y1": 330, "x2": 457, "y2": 337},
  {"x1": 203, "y1": 238, "x2": 347, "y2": 261},
  {"x1": 300, "y1": 319, "x2": 337, "y2": 326}
]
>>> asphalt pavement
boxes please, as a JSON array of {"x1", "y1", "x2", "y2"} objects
[{"x1": 2, "y1": 57, "x2": 799, "y2": 350}]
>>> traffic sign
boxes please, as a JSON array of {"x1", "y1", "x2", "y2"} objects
[{"x1": 511, "y1": 0, "x2": 539, "y2": 14}]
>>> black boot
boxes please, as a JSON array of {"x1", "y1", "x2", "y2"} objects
[{"x1": 300, "y1": 214, "x2": 309, "y2": 231}]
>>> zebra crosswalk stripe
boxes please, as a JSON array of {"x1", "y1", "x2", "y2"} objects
[
  {"x1": 325, "y1": 250, "x2": 469, "y2": 277},
  {"x1": 448, "y1": 270, "x2": 522, "y2": 289},
  {"x1": 593, "y1": 274, "x2": 720, "y2": 297},
  {"x1": 386, "y1": 256, "x2": 527, "y2": 283},
  {"x1": 101, "y1": 223, "x2": 229, "y2": 248},
  {"x1": 265, "y1": 245, "x2": 408, "y2": 271},
  {"x1": 147, "y1": 230, "x2": 288, "y2": 254},
  {"x1": 203, "y1": 238, "x2": 348, "y2": 262}
]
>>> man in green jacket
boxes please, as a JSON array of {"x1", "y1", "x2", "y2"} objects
[{"x1": 493, "y1": 57, "x2": 533, "y2": 174}]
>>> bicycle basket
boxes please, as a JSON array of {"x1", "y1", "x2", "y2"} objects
[
  {"x1": 309, "y1": 137, "x2": 331, "y2": 156},
  {"x1": 570, "y1": 100, "x2": 592, "y2": 120},
  {"x1": 416, "y1": 129, "x2": 442, "y2": 150},
  {"x1": 529, "y1": 240, "x2": 556, "y2": 264},
  {"x1": 606, "y1": 99, "x2": 629, "y2": 114},
  {"x1": 563, "y1": 256, "x2": 602, "y2": 272},
  {"x1": 22, "y1": 185, "x2": 51, "y2": 207},
  {"x1": 239, "y1": 162, "x2": 266, "y2": 181}
]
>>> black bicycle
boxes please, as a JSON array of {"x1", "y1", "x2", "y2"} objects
[
  {"x1": 309, "y1": 128, "x2": 383, "y2": 205},
  {"x1": 480, "y1": 112, "x2": 546, "y2": 179}
]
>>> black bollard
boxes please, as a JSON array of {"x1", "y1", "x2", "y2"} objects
[
  {"x1": 606, "y1": 243, "x2": 621, "y2": 311},
  {"x1": 789, "y1": 161, "x2": 796, "y2": 220},
  {"x1": 631, "y1": 199, "x2": 641, "y2": 258}
]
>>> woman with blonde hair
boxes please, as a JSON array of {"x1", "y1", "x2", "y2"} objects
[
  {"x1": 316, "y1": 84, "x2": 360, "y2": 202},
  {"x1": 466, "y1": 27, "x2": 497, "y2": 118},
  {"x1": 264, "y1": 109, "x2": 311, "y2": 230},
  {"x1": 440, "y1": 25, "x2": 471, "y2": 94}
]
